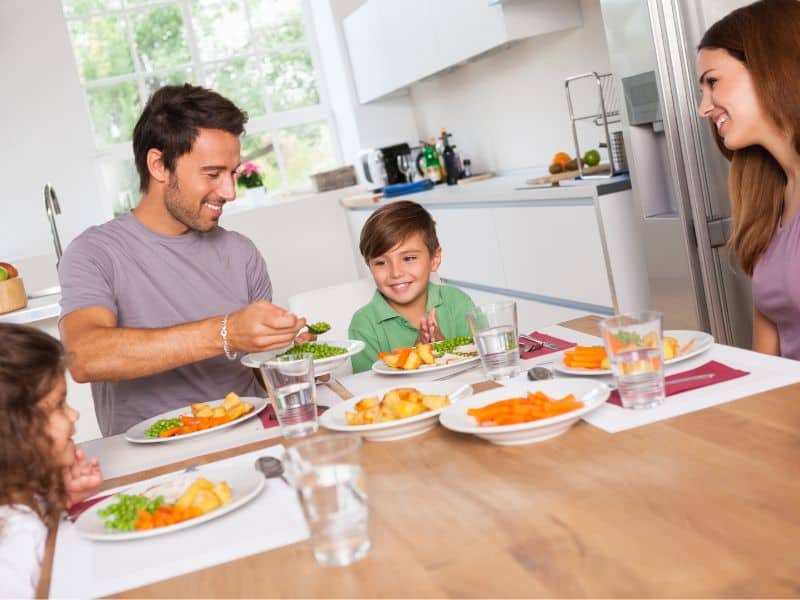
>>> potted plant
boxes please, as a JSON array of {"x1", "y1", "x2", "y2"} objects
[{"x1": 235, "y1": 161, "x2": 265, "y2": 201}]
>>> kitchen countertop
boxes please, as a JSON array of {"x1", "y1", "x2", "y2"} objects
[
  {"x1": 340, "y1": 169, "x2": 631, "y2": 209},
  {"x1": 0, "y1": 293, "x2": 60, "y2": 324}
]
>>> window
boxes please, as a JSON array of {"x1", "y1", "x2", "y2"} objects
[{"x1": 62, "y1": 0, "x2": 338, "y2": 215}]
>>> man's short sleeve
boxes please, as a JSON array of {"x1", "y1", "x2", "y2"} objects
[
  {"x1": 243, "y1": 237, "x2": 272, "y2": 303},
  {"x1": 58, "y1": 233, "x2": 118, "y2": 321}
]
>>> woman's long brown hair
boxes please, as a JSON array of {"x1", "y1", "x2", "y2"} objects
[
  {"x1": 0, "y1": 324, "x2": 68, "y2": 528},
  {"x1": 698, "y1": 0, "x2": 800, "y2": 275}
]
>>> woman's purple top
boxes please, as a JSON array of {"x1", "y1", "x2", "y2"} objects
[{"x1": 752, "y1": 213, "x2": 800, "y2": 360}]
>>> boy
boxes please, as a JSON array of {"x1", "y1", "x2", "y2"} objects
[{"x1": 348, "y1": 200, "x2": 475, "y2": 373}]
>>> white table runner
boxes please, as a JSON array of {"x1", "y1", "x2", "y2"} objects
[
  {"x1": 80, "y1": 385, "x2": 343, "y2": 481},
  {"x1": 49, "y1": 444, "x2": 309, "y2": 598},
  {"x1": 503, "y1": 325, "x2": 800, "y2": 433}
]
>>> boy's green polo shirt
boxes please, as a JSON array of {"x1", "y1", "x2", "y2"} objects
[{"x1": 348, "y1": 282, "x2": 475, "y2": 373}]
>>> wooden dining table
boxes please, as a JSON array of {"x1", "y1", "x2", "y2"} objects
[{"x1": 39, "y1": 316, "x2": 800, "y2": 597}]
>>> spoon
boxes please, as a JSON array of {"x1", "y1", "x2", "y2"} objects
[
  {"x1": 527, "y1": 366, "x2": 554, "y2": 381},
  {"x1": 255, "y1": 456, "x2": 291, "y2": 487}
]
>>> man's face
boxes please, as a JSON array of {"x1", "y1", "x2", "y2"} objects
[{"x1": 164, "y1": 128, "x2": 241, "y2": 233}]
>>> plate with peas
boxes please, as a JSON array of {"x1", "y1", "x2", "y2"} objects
[
  {"x1": 240, "y1": 339, "x2": 366, "y2": 376},
  {"x1": 371, "y1": 336, "x2": 481, "y2": 376}
]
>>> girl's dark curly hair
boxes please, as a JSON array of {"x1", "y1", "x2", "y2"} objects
[{"x1": 0, "y1": 323, "x2": 68, "y2": 527}]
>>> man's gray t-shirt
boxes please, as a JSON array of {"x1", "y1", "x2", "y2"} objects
[{"x1": 59, "y1": 212, "x2": 272, "y2": 436}]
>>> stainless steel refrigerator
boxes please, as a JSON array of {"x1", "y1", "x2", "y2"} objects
[{"x1": 598, "y1": 0, "x2": 753, "y2": 347}]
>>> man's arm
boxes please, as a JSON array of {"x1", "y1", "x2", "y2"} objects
[{"x1": 62, "y1": 300, "x2": 305, "y2": 382}]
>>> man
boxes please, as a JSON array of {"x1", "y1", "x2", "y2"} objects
[{"x1": 59, "y1": 84, "x2": 305, "y2": 436}]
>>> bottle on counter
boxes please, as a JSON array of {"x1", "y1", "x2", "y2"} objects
[
  {"x1": 422, "y1": 141, "x2": 443, "y2": 184},
  {"x1": 441, "y1": 129, "x2": 459, "y2": 186},
  {"x1": 462, "y1": 158, "x2": 473, "y2": 178}
]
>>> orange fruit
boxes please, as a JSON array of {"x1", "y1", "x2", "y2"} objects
[{"x1": 552, "y1": 152, "x2": 571, "y2": 167}]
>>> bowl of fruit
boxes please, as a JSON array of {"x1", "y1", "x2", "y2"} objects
[{"x1": 0, "y1": 262, "x2": 26, "y2": 315}]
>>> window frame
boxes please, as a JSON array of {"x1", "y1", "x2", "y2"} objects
[{"x1": 62, "y1": 0, "x2": 341, "y2": 202}]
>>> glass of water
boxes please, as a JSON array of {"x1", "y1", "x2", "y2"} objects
[
  {"x1": 259, "y1": 353, "x2": 319, "y2": 438},
  {"x1": 283, "y1": 435, "x2": 370, "y2": 567},
  {"x1": 599, "y1": 311, "x2": 666, "y2": 409},
  {"x1": 466, "y1": 301, "x2": 521, "y2": 380}
]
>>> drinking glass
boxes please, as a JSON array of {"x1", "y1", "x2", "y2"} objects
[
  {"x1": 283, "y1": 435, "x2": 370, "y2": 567},
  {"x1": 259, "y1": 353, "x2": 318, "y2": 438},
  {"x1": 466, "y1": 301, "x2": 520, "y2": 380},
  {"x1": 599, "y1": 311, "x2": 666, "y2": 409}
]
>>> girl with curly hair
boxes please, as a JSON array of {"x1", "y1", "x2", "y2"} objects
[
  {"x1": 697, "y1": 0, "x2": 800, "y2": 358},
  {"x1": 0, "y1": 323, "x2": 102, "y2": 597}
]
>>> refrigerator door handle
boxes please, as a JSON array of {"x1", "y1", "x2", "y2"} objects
[{"x1": 706, "y1": 217, "x2": 731, "y2": 248}]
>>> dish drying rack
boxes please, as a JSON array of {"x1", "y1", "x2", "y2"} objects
[{"x1": 564, "y1": 72, "x2": 626, "y2": 178}]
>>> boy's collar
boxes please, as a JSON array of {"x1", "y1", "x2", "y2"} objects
[{"x1": 372, "y1": 282, "x2": 443, "y2": 323}]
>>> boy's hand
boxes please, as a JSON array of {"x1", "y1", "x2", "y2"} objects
[
  {"x1": 417, "y1": 307, "x2": 444, "y2": 344},
  {"x1": 64, "y1": 447, "x2": 103, "y2": 508}
]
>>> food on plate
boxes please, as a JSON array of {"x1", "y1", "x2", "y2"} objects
[
  {"x1": 306, "y1": 321, "x2": 331, "y2": 335},
  {"x1": 378, "y1": 336, "x2": 476, "y2": 371},
  {"x1": 279, "y1": 341, "x2": 347, "y2": 360},
  {"x1": 563, "y1": 346, "x2": 611, "y2": 370},
  {"x1": 98, "y1": 476, "x2": 232, "y2": 532},
  {"x1": 345, "y1": 387, "x2": 450, "y2": 425},
  {"x1": 467, "y1": 391, "x2": 584, "y2": 426},
  {"x1": 0, "y1": 261, "x2": 18, "y2": 279},
  {"x1": 569, "y1": 335, "x2": 698, "y2": 369},
  {"x1": 582, "y1": 149, "x2": 601, "y2": 167},
  {"x1": 145, "y1": 392, "x2": 254, "y2": 438}
]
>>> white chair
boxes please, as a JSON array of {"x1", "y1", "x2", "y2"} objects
[{"x1": 288, "y1": 278, "x2": 376, "y2": 376}]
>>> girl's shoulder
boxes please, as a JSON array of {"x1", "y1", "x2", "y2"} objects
[{"x1": 0, "y1": 504, "x2": 46, "y2": 535}]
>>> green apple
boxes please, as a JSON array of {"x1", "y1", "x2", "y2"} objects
[
  {"x1": 583, "y1": 149, "x2": 601, "y2": 167},
  {"x1": 0, "y1": 267, "x2": 8, "y2": 281}
]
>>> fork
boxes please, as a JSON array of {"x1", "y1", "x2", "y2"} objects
[
  {"x1": 432, "y1": 361, "x2": 481, "y2": 381},
  {"x1": 520, "y1": 333, "x2": 559, "y2": 351}
]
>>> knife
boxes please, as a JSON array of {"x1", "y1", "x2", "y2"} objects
[
  {"x1": 519, "y1": 333, "x2": 560, "y2": 351},
  {"x1": 665, "y1": 373, "x2": 715, "y2": 386}
]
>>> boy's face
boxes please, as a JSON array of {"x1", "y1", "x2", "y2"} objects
[{"x1": 368, "y1": 232, "x2": 442, "y2": 309}]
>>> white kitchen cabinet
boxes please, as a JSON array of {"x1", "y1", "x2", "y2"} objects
[{"x1": 343, "y1": 0, "x2": 583, "y2": 103}]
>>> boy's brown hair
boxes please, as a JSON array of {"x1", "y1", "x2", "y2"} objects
[{"x1": 359, "y1": 200, "x2": 440, "y2": 262}]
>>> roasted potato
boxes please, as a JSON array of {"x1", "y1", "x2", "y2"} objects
[
  {"x1": 416, "y1": 343, "x2": 435, "y2": 365},
  {"x1": 222, "y1": 392, "x2": 241, "y2": 410}
]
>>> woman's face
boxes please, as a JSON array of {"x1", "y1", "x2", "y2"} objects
[
  {"x1": 697, "y1": 47, "x2": 771, "y2": 150},
  {"x1": 39, "y1": 373, "x2": 79, "y2": 467}
]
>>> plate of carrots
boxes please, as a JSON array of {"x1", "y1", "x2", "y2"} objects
[
  {"x1": 124, "y1": 395, "x2": 269, "y2": 444},
  {"x1": 554, "y1": 330, "x2": 714, "y2": 376},
  {"x1": 438, "y1": 379, "x2": 609, "y2": 445}
]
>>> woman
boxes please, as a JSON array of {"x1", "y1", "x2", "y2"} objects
[{"x1": 697, "y1": 0, "x2": 800, "y2": 359}]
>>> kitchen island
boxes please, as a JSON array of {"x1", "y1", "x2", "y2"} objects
[{"x1": 344, "y1": 171, "x2": 649, "y2": 328}]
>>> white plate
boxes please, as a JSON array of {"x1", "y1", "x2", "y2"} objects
[
  {"x1": 124, "y1": 396, "x2": 268, "y2": 444},
  {"x1": 438, "y1": 379, "x2": 609, "y2": 446},
  {"x1": 241, "y1": 339, "x2": 366, "y2": 376},
  {"x1": 320, "y1": 382, "x2": 469, "y2": 442},
  {"x1": 75, "y1": 466, "x2": 266, "y2": 541},
  {"x1": 371, "y1": 354, "x2": 480, "y2": 376},
  {"x1": 552, "y1": 329, "x2": 715, "y2": 376}
]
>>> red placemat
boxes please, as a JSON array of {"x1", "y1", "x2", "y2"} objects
[
  {"x1": 259, "y1": 404, "x2": 328, "y2": 429},
  {"x1": 519, "y1": 331, "x2": 576, "y2": 359},
  {"x1": 608, "y1": 360, "x2": 750, "y2": 407}
]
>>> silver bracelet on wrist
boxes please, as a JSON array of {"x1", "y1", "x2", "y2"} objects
[{"x1": 221, "y1": 313, "x2": 238, "y2": 361}]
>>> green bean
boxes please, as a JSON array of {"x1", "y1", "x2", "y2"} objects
[
  {"x1": 280, "y1": 342, "x2": 347, "y2": 360},
  {"x1": 145, "y1": 418, "x2": 183, "y2": 438},
  {"x1": 98, "y1": 494, "x2": 165, "y2": 531}
]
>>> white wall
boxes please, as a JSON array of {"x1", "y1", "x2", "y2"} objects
[
  {"x1": 0, "y1": 0, "x2": 105, "y2": 263},
  {"x1": 408, "y1": 0, "x2": 611, "y2": 173}
]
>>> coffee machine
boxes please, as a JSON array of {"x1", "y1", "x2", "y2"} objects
[{"x1": 356, "y1": 143, "x2": 412, "y2": 189}]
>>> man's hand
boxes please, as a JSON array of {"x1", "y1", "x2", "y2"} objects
[
  {"x1": 227, "y1": 300, "x2": 306, "y2": 353},
  {"x1": 416, "y1": 307, "x2": 444, "y2": 344},
  {"x1": 64, "y1": 447, "x2": 103, "y2": 508}
]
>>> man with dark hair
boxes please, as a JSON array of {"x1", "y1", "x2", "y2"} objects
[{"x1": 58, "y1": 85, "x2": 305, "y2": 436}]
